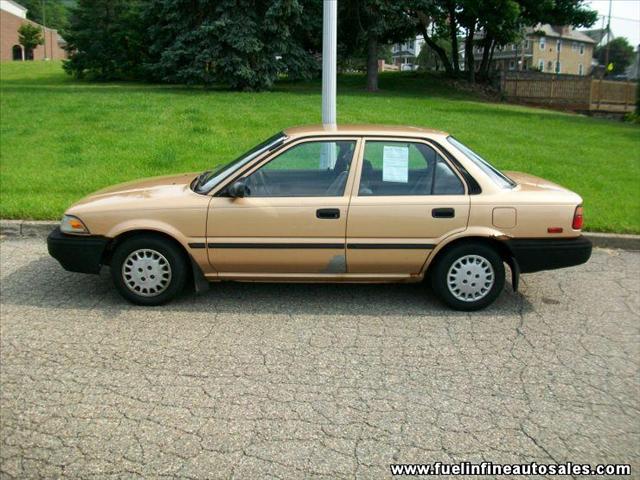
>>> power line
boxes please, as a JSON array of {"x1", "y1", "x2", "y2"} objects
[{"x1": 597, "y1": 14, "x2": 640, "y2": 23}]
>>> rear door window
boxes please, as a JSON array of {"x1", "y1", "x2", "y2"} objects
[{"x1": 358, "y1": 140, "x2": 464, "y2": 196}]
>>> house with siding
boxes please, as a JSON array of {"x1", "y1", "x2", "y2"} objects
[
  {"x1": 391, "y1": 36, "x2": 424, "y2": 71},
  {"x1": 473, "y1": 24, "x2": 595, "y2": 76}
]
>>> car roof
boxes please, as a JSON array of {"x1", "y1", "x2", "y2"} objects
[{"x1": 283, "y1": 124, "x2": 449, "y2": 138}]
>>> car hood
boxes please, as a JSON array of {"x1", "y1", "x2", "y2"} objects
[{"x1": 69, "y1": 173, "x2": 199, "y2": 211}]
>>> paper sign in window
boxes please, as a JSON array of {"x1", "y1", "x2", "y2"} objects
[{"x1": 382, "y1": 146, "x2": 409, "y2": 183}]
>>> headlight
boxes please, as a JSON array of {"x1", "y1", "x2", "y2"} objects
[{"x1": 60, "y1": 215, "x2": 89, "y2": 235}]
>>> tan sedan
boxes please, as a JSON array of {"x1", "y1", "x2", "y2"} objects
[{"x1": 48, "y1": 125, "x2": 591, "y2": 310}]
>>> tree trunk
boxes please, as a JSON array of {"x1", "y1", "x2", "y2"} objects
[
  {"x1": 488, "y1": 42, "x2": 496, "y2": 68},
  {"x1": 419, "y1": 26, "x2": 453, "y2": 75},
  {"x1": 465, "y1": 25, "x2": 476, "y2": 83},
  {"x1": 478, "y1": 35, "x2": 494, "y2": 78},
  {"x1": 366, "y1": 33, "x2": 378, "y2": 92},
  {"x1": 447, "y1": 1, "x2": 459, "y2": 74}
]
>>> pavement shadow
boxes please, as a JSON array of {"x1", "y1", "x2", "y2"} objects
[{"x1": 1, "y1": 255, "x2": 533, "y2": 318}]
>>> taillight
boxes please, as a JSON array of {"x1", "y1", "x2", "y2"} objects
[{"x1": 572, "y1": 206, "x2": 584, "y2": 230}]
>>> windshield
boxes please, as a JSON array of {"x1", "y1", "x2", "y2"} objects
[
  {"x1": 194, "y1": 132, "x2": 286, "y2": 193},
  {"x1": 447, "y1": 136, "x2": 515, "y2": 189}
]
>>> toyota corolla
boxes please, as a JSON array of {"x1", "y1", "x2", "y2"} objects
[{"x1": 48, "y1": 125, "x2": 592, "y2": 310}]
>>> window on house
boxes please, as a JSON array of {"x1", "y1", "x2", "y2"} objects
[
  {"x1": 539, "y1": 37, "x2": 546, "y2": 50},
  {"x1": 578, "y1": 63, "x2": 583, "y2": 75},
  {"x1": 539, "y1": 59, "x2": 544, "y2": 71},
  {"x1": 572, "y1": 41, "x2": 578, "y2": 51},
  {"x1": 525, "y1": 40, "x2": 530, "y2": 49},
  {"x1": 579, "y1": 44, "x2": 584, "y2": 55},
  {"x1": 556, "y1": 39, "x2": 561, "y2": 52},
  {"x1": 509, "y1": 60, "x2": 515, "y2": 70},
  {"x1": 511, "y1": 44, "x2": 516, "y2": 51},
  {"x1": 548, "y1": 61, "x2": 553, "y2": 71},
  {"x1": 555, "y1": 61, "x2": 561, "y2": 74}
]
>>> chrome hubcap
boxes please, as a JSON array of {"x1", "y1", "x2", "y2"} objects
[
  {"x1": 447, "y1": 254, "x2": 494, "y2": 302},
  {"x1": 122, "y1": 249, "x2": 172, "y2": 297}
]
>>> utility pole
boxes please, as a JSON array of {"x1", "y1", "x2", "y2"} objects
[
  {"x1": 603, "y1": 0, "x2": 612, "y2": 75},
  {"x1": 556, "y1": 30, "x2": 562, "y2": 78},
  {"x1": 321, "y1": 0, "x2": 337, "y2": 128}
]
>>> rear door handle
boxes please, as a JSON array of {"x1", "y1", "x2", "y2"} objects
[
  {"x1": 432, "y1": 208, "x2": 455, "y2": 218},
  {"x1": 316, "y1": 208, "x2": 340, "y2": 219}
]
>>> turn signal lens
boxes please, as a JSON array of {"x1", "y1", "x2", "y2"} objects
[
  {"x1": 572, "y1": 206, "x2": 584, "y2": 230},
  {"x1": 60, "y1": 215, "x2": 89, "y2": 234}
]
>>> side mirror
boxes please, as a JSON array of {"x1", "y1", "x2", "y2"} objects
[{"x1": 227, "y1": 180, "x2": 248, "y2": 198}]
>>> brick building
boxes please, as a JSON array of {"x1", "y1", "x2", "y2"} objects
[{"x1": 0, "y1": 0, "x2": 66, "y2": 61}]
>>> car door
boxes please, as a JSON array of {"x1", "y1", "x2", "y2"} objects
[
  {"x1": 207, "y1": 138, "x2": 361, "y2": 274},
  {"x1": 346, "y1": 137, "x2": 470, "y2": 274}
]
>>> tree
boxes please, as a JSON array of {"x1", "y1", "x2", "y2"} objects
[
  {"x1": 406, "y1": 0, "x2": 597, "y2": 82},
  {"x1": 20, "y1": 0, "x2": 70, "y2": 31},
  {"x1": 406, "y1": 1, "x2": 455, "y2": 75},
  {"x1": 144, "y1": 0, "x2": 318, "y2": 90},
  {"x1": 18, "y1": 23, "x2": 44, "y2": 59},
  {"x1": 339, "y1": 0, "x2": 416, "y2": 91},
  {"x1": 417, "y1": 37, "x2": 451, "y2": 72},
  {"x1": 63, "y1": 0, "x2": 148, "y2": 80},
  {"x1": 595, "y1": 38, "x2": 635, "y2": 75}
]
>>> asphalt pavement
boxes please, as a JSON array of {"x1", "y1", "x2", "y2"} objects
[{"x1": 1, "y1": 238, "x2": 638, "y2": 479}]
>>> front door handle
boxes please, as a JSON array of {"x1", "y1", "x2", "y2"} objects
[
  {"x1": 317, "y1": 208, "x2": 340, "y2": 219},
  {"x1": 432, "y1": 207, "x2": 455, "y2": 218}
]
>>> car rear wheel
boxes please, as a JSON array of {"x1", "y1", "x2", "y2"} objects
[
  {"x1": 111, "y1": 234, "x2": 188, "y2": 306},
  {"x1": 431, "y1": 242, "x2": 505, "y2": 311}
]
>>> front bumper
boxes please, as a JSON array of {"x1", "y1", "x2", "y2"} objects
[
  {"x1": 47, "y1": 227, "x2": 109, "y2": 274},
  {"x1": 505, "y1": 235, "x2": 592, "y2": 273}
]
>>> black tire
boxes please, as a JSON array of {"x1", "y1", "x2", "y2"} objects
[
  {"x1": 430, "y1": 242, "x2": 505, "y2": 311},
  {"x1": 110, "y1": 234, "x2": 188, "y2": 306}
]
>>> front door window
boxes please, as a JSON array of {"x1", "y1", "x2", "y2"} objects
[{"x1": 244, "y1": 140, "x2": 356, "y2": 197}]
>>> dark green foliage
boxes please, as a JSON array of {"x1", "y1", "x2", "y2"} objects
[
  {"x1": 144, "y1": 0, "x2": 319, "y2": 90},
  {"x1": 63, "y1": 0, "x2": 318, "y2": 89},
  {"x1": 63, "y1": 0, "x2": 148, "y2": 80},
  {"x1": 595, "y1": 38, "x2": 635, "y2": 75},
  {"x1": 18, "y1": 23, "x2": 43, "y2": 55},
  {"x1": 61, "y1": 0, "x2": 601, "y2": 89},
  {"x1": 20, "y1": 0, "x2": 70, "y2": 31},
  {"x1": 518, "y1": 0, "x2": 597, "y2": 29},
  {"x1": 339, "y1": 0, "x2": 416, "y2": 91}
]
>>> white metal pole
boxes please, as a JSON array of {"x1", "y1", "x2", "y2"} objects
[{"x1": 322, "y1": 0, "x2": 337, "y2": 128}]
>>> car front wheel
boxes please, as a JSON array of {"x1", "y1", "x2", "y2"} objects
[
  {"x1": 431, "y1": 242, "x2": 505, "y2": 311},
  {"x1": 111, "y1": 234, "x2": 188, "y2": 306}
]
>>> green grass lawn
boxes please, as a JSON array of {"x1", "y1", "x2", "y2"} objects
[{"x1": 1, "y1": 61, "x2": 639, "y2": 233}]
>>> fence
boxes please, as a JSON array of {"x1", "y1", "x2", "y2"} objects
[{"x1": 501, "y1": 72, "x2": 637, "y2": 113}]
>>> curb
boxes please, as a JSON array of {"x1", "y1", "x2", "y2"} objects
[
  {"x1": 1, "y1": 219, "x2": 639, "y2": 251},
  {"x1": 582, "y1": 232, "x2": 640, "y2": 251},
  {"x1": 1, "y1": 220, "x2": 57, "y2": 238}
]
